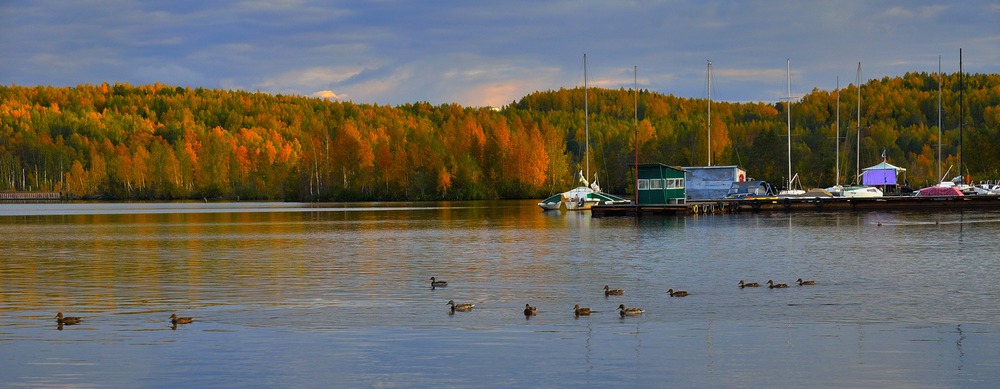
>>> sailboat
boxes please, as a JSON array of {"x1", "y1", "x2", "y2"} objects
[
  {"x1": 538, "y1": 54, "x2": 631, "y2": 211},
  {"x1": 842, "y1": 62, "x2": 884, "y2": 198},
  {"x1": 778, "y1": 59, "x2": 805, "y2": 196},
  {"x1": 826, "y1": 76, "x2": 845, "y2": 196},
  {"x1": 916, "y1": 49, "x2": 993, "y2": 196}
]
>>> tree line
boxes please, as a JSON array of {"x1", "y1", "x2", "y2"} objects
[{"x1": 1, "y1": 72, "x2": 997, "y2": 201}]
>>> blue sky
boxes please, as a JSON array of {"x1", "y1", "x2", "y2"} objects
[{"x1": 1, "y1": 1, "x2": 997, "y2": 107}]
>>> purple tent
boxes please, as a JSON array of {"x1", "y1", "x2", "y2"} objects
[{"x1": 862, "y1": 161, "x2": 906, "y2": 186}]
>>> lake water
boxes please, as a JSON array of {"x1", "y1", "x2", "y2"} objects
[{"x1": 1, "y1": 201, "x2": 999, "y2": 388}]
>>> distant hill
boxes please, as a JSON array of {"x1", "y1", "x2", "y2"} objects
[{"x1": 1, "y1": 72, "x2": 997, "y2": 201}]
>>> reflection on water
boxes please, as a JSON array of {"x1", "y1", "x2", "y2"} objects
[{"x1": 1, "y1": 201, "x2": 999, "y2": 387}]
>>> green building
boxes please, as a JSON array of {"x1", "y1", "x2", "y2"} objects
[{"x1": 635, "y1": 163, "x2": 686, "y2": 205}]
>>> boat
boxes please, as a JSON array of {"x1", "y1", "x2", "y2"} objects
[
  {"x1": 916, "y1": 180, "x2": 963, "y2": 197},
  {"x1": 537, "y1": 54, "x2": 630, "y2": 211},
  {"x1": 778, "y1": 60, "x2": 805, "y2": 196},
  {"x1": 725, "y1": 180, "x2": 775, "y2": 199},
  {"x1": 826, "y1": 76, "x2": 845, "y2": 196},
  {"x1": 916, "y1": 53, "x2": 980, "y2": 198},
  {"x1": 847, "y1": 62, "x2": 883, "y2": 197},
  {"x1": 537, "y1": 193, "x2": 563, "y2": 211},
  {"x1": 842, "y1": 185, "x2": 884, "y2": 198}
]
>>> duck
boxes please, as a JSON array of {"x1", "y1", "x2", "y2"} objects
[
  {"x1": 446, "y1": 300, "x2": 474, "y2": 312},
  {"x1": 739, "y1": 280, "x2": 761, "y2": 288},
  {"x1": 54, "y1": 312, "x2": 82, "y2": 325},
  {"x1": 603, "y1": 285, "x2": 624, "y2": 296},
  {"x1": 523, "y1": 304, "x2": 537, "y2": 316},
  {"x1": 573, "y1": 304, "x2": 591, "y2": 316},
  {"x1": 618, "y1": 304, "x2": 644, "y2": 316},
  {"x1": 767, "y1": 280, "x2": 790, "y2": 289},
  {"x1": 796, "y1": 278, "x2": 816, "y2": 286},
  {"x1": 430, "y1": 277, "x2": 448, "y2": 288},
  {"x1": 667, "y1": 288, "x2": 689, "y2": 297},
  {"x1": 170, "y1": 314, "x2": 194, "y2": 325}
]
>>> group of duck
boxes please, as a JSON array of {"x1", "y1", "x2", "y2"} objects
[
  {"x1": 53, "y1": 312, "x2": 193, "y2": 329},
  {"x1": 435, "y1": 276, "x2": 816, "y2": 318},
  {"x1": 740, "y1": 278, "x2": 816, "y2": 288}
]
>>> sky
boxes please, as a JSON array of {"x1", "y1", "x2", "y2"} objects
[{"x1": 1, "y1": 1, "x2": 998, "y2": 108}]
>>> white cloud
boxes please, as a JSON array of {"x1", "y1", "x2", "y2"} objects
[
  {"x1": 313, "y1": 90, "x2": 344, "y2": 100},
  {"x1": 256, "y1": 66, "x2": 365, "y2": 92},
  {"x1": 2, "y1": 1, "x2": 998, "y2": 105}
]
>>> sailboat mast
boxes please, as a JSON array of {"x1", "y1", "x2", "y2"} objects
[
  {"x1": 856, "y1": 62, "x2": 862, "y2": 183},
  {"x1": 836, "y1": 76, "x2": 840, "y2": 187},
  {"x1": 584, "y1": 53, "x2": 589, "y2": 181},
  {"x1": 707, "y1": 60, "x2": 712, "y2": 166},
  {"x1": 786, "y1": 59, "x2": 792, "y2": 190},
  {"x1": 938, "y1": 55, "x2": 942, "y2": 182},
  {"x1": 959, "y1": 48, "x2": 964, "y2": 183},
  {"x1": 634, "y1": 65, "x2": 639, "y2": 207}
]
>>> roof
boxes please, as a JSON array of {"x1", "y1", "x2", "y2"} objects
[
  {"x1": 862, "y1": 161, "x2": 907, "y2": 172},
  {"x1": 630, "y1": 163, "x2": 686, "y2": 171},
  {"x1": 681, "y1": 165, "x2": 743, "y2": 170}
]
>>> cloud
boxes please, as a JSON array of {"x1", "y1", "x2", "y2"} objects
[
  {"x1": 313, "y1": 90, "x2": 344, "y2": 100},
  {"x1": 2, "y1": 1, "x2": 998, "y2": 106},
  {"x1": 255, "y1": 66, "x2": 364, "y2": 93},
  {"x1": 883, "y1": 5, "x2": 948, "y2": 20}
]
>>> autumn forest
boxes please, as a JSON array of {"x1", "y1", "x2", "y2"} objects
[{"x1": 2, "y1": 72, "x2": 999, "y2": 201}]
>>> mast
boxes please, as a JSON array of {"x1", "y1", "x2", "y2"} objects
[
  {"x1": 959, "y1": 48, "x2": 964, "y2": 183},
  {"x1": 786, "y1": 58, "x2": 792, "y2": 190},
  {"x1": 836, "y1": 76, "x2": 840, "y2": 187},
  {"x1": 634, "y1": 65, "x2": 639, "y2": 207},
  {"x1": 584, "y1": 53, "x2": 589, "y2": 181},
  {"x1": 707, "y1": 60, "x2": 712, "y2": 166},
  {"x1": 856, "y1": 62, "x2": 862, "y2": 184},
  {"x1": 937, "y1": 55, "x2": 942, "y2": 182}
]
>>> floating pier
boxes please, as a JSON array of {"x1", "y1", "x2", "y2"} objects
[
  {"x1": 0, "y1": 192, "x2": 62, "y2": 201},
  {"x1": 592, "y1": 200, "x2": 738, "y2": 217},
  {"x1": 733, "y1": 195, "x2": 1000, "y2": 212},
  {"x1": 591, "y1": 195, "x2": 1000, "y2": 217}
]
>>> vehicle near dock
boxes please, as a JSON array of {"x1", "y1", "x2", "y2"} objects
[
  {"x1": 682, "y1": 165, "x2": 747, "y2": 200},
  {"x1": 724, "y1": 181, "x2": 774, "y2": 199}
]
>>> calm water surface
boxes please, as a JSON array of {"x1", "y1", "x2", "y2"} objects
[{"x1": 1, "y1": 201, "x2": 999, "y2": 388}]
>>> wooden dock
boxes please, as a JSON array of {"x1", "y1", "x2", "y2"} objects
[
  {"x1": 592, "y1": 195, "x2": 1000, "y2": 217},
  {"x1": 734, "y1": 195, "x2": 1000, "y2": 212},
  {"x1": 0, "y1": 192, "x2": 62, "y2": 201},
  {"x1": 592, "y1": 201, "x2": 737, "y2": 217}
]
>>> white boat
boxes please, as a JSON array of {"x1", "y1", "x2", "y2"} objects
[
  {"x1": 537, "y1": 54, "x2": 630, "y2": 211},
  {"x1": 777, "y1": 60, "x2": 806, "y2": 197},
  {"x1": 844, "y1": 62, "x2": 883, "y2": 197},
  {"x1": 537, "y1": 193, "x2": 563, "y2": 211},
  {"x1": 842, "y1": 185, "x2": 884, "y2": 198}
]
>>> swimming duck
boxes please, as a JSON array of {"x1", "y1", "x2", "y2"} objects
[
  {"x1": 767, "y1": 280, "x2": 790, "y2": 289},
  {"x1": 430, "y1": 277, "x2": 448, "y2": 288},
  {"x1": 667, "y1": 288, "x2": 689, "y2": 297},
  {"x1": 796, "y1": 278, "x2": 816, "y2": 286},
  {"x1": 170, "y1": 314, "x2": 194, "y2": 325},
  {"x1": 739, "y1": 280, "x2": 761, "y2": 288},
  {"x1": 523, "y1": 304, "x2": 537, "y2": 316},
  {"x1": 603, "y1": 285, "x2": 624, "y2": 296},
  {"x1": 54, "y1": 312, "x2": 82, "y2": 325},
  {"x1": 573, "y1": 304, "x2": 591, "y2": 316},
  {"x1": 447, "y1": 300, "x2": 474, "y2": 312},
  {"x1": 617, "y1": 304, "x2": 644, "y2": 316}
]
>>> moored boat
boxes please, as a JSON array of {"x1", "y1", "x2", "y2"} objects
[
  {"x1": 537, "y1": 54, "x2": 630, "y2": 211},
  {"x1": 538, "y1": 193, "x2": 563, "y2": 211},
  {"x1": 843, "y1": 185, "x2": 884, "y2": 198}
]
